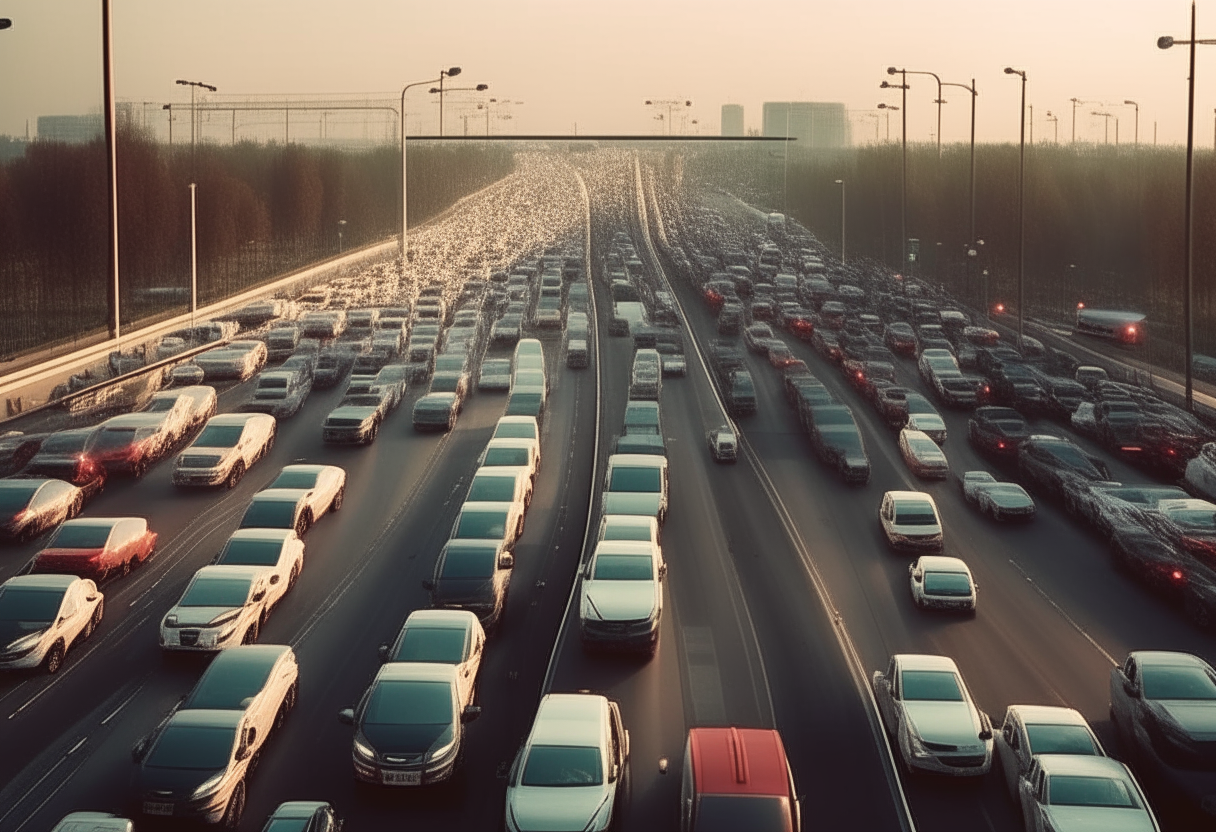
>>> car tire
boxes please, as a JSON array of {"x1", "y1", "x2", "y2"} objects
[
  {"x1": 221, "y1": 781, "x2": 245, "y2": 829},
  {"x1": 44, "y1": 640, "x2": 66, "y2": 675},
  {"x1": 132, "y1": 459, "x2": 148, "y2": 479},
  {"x1": 331, "y1": 488, "x2": 345, "y2": 512},
  {"x1": 242, "y1": 622, "x2": 259, "y2": 645},
  {"x1": 296, "y1": 510, "x2": 312, "y2": 537},
  {"x1": 226, "y1": 462, "x2": 245, "y2": 490}
]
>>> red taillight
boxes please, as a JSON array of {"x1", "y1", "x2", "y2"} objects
[
  {"x1": 1173, "y1": 570, "x2": 1185, "y2": 582},
  {"x1": 856, "y1": 372, "x2": 865, "y2": 380},
  {"x1": 997, "y1": 441, "x2": 1006, "y2": 450},
  {"x1": 995, "y1": 303, "x2": 1006, "y2": 314},
  {"x1": 1077, "y1": 302, "x2": 1086, "y2": 310},
  {"x1": 1167, "y1": 448, "x2": 1177, "y2": 456},
  {"x1": 1127, "y1": 325, "x2": 1137, "y2": 335}
]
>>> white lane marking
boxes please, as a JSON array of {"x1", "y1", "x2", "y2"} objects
[
  {"x1": 1008, "y1": 559, "x2": 1119, "y2": 667},
  {"x1": 0, "y1": 734, "x2": 87, "y2": 830},
  {"x1": 100, "y1": 684, "x2": 143, "y2": 726}
]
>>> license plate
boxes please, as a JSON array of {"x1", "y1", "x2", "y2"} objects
[
  {"x1": 383, "y1": 770, "x2": 421, "y2": 786},
  {"x1": 143, "y1": 802, "x2": 174, "y2": 816}
]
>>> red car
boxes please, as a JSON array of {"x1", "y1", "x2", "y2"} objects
[
  {"x1": 680, "y1": 727, "x2": 801, "y2": 832},
  {"x1": 31, "y1": 517, "x2": 157, "y2": 581}
]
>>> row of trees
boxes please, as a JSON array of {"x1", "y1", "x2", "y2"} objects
[
  {"x1": 688, "y1": 142, "x2": 1216, "y2": 372},
  {"x1": 0, "y1": 129, "x2": 513, "y2": 358}
]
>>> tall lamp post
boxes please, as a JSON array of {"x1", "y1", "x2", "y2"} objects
[
  {"x1": 943, "y1": 79, "x2": 978, "y2": 287},
  {"x1": 1092, "y1": 111, "x2": 1115, "y2": 145},
  {"x1": 1069, "y1": 97, "x2": 1097, "y2": 143},
  {"x1": 1005, "y1": 67, "x2": 1028, "y2": 345},
  {"x1": 429, "y1": 83, "x2": 489, "y2": 136},
  {"x1": 645, "y1": 100, "x2": 692, "y2": 135},
  {"x1": 400, "y1": 67, "x2": 461, "y2": 266},
  {"x1": 890, "y1": 67, "x2": 943, "y2": 157},
  {"x1": 102, "y1": 0, "x2": 121, "y2": 340},
  {"x1": 877, "y1": 102, "x2": 899, "y2": 142},
  {"x1": 1045, "y1": 111, "x2": 1059, "y2": 143},
  {"x1": 1158, "y1": 2, "x2": 1215, "y2": 411},
  {"x1": 882, "y1": 70, "x2": 910, "y2": 272},
  {"x1": 175, "y1": 79, "x2": 216, "y2": 331},
  {"x1": 1123, "y1": 100, "x2": 1140, "y2": 146},
  {"x1": 835, "y1": 179, "x2": 846, "y2": 263}
]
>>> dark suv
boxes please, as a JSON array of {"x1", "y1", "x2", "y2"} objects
[
  {"x1": 967, "y1": 406, "x2": 1030, "y2": 458},
  {"x1": 1017, "y1": 435, "x2": 1111, "y2": 501}
]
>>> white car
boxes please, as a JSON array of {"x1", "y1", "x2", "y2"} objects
[
  {"x1": 580, "y1": 539, "x2": 665, "y2": 653},
  {"x1": 160, "y1": 565, "x2": 273, "y2": 652},
  {"x1": 479, "y1": 358, "x2": 513, "y2": 391},
  {"x1": 213, "y1": 529, "x2": 304, "y2": 611},
  {"x1": 505, "y1": 693, "x2": 629, "y2": 832},
  {"x1": 466, "y1": 466, "x2": 533, "y2": 511},
  {"x1": 0, "y1": 575, "x2": 103, "y2": 674},
  {"x1": 601, "y1": 454, "x2": 669, "y2": 524},
  {"x1": 962, "y1": 471, "x2": 1037, "y2": 521},
  {"x1": 907, "y1": 411, "x2": 948, "y2": 444},
  {"x1": 879, "y1": 491, "x2": 943, "y2": 551},
  {"x1": 995, "y1": 705, "x2": 1105, "y2": 803},
  {"x1": 909, "y1": 556, "x2": 976, "y2": 612},
  {"x1": 899, "y1": 428, "x2": 949, "y2": 479},
  {"x1": 267, "y1": 464, "x2": 347, "y2": 521},
  {"x1": 173, "y1": 413, "x2": 277, "y2": 488},
  {"x1": 450, "y1": 501, "x2": 527, "y2": 546},
  {"x1": 1185, "y1": 442, "x2": 1216, "y2": 502},
  {"x1": 149, "y1": 385, "x2": 217, "y2": 433},
  {"x1": 479, "y1": 437, "x2": 541, "y2": 483},
  {"x1": 597, "y1": 515, "x2": 659, "y2": 546},
  {"x1": 492, "y1": 416, "x2": 540, "y2": 444},
  {"x1": 50, "y1": 814, "x2": 132, "y2": 832},
  {"x1": 707, "y1": 427, "x2": 738, "y2": 462},
  {"x1": 377, "y1": 609, "x2": 485, "y2": 710},
  {"x1": 194, "y1": 339, "x2": 268, "y2": 381},
  {"x1": 140, "y1": 391, "x2": 197, "y2": 445},
  {"x1": 1018, "y1": 755, "x2": 1159, "y2": 832},
  {"x1": 872, "y1": 654, "x2": 994, "y2": 777}
]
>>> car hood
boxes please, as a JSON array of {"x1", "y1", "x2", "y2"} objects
[
  {"x1": 1041, "y1": 806, "x2": 1155, "y2": 832},
  {"x1": 508, "y1": 784, "x2": 610, "y2": 831},
  {"x1": 602, "y1": 492, "x2": 662, "y2": 517},
  {"x1": 1154, "y1": 700, "x2": 1216, "y2": 739},
  {"x1": 167, "y1": 606, "x2": 244, "y2": 627},
  {"x1": 909, "y1": 414, "x2": 946, "y2": 432},
  {"x1": 903, "y1": 701, "x2": 981, "y2": 747},
  {"x1": 139, "y1": 764, "x2": 226, "y2": 797},
  {"x1": 361, "y1": 722, "x2": 449, "y2": 756},
  {"x1": 583, "y1": 580, "x2": 657, "y2": 621},
  {"x1": 987, "y1": 490, "x2": 1033, "y2": 509},
  {"x1": 0, "y1": 621, "x2": 47, "y2": 648}
]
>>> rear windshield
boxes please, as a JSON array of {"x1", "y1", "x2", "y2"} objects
[
  {"x1": 1025, "y1": 724, "x2": 1100, "y2": 756},
  {"x1": 90, "y1": 427, "x2": 139, "y2": 451},
  {"x1": 895, "y1": 507, "x2": 937, "y2": 526},
  {"x1": 901, "y1": 670, "x2": 964, "y2": 701},
  {"x1": 146, "y1": 724, "x2": 235, "y2": 770},
  {"x1": 195, "y1": 424, "x2": 244, "y2": 447},
  {"x1": 923, "y1": 572, "x2": 972, "y2": 596},
  {"x1": 47, "y1": 523, "x2": 113, "y2": 549},
  {"x1": 0, "y1": 484, "x2": 39, "y2": 513},
  {"x1": 693, "y1": 796, "x2": 793, "y2": 832},
  {"x1": 391, "y1": 627, "x2": 466, "y2": 663},
  {"x1": 593, "y1": 555, "x2": 654, "y2": 580},
  {"x1": 493, "y1": 424, "x2": 535, "y2": 440},
  {"x1": 1142, "y1": 666, "x2": 1216, "y2": 700},
  {"x1": 602, "y1": 523, "x2": 652, "y2": 541},
  {"x1": 454, "y1": 509, "x2": 509, "y2": 539},
  {"x1": 468, "y1": 475, "x2": 518, "y2": 503},
  {"x1": 187, "y1": 659, "x2": 275, "y2": 709},
  {"x1": 440, "y1": 548, "x2": 496, "y2": 579},
  {"x1": 608, "y1": 467, "x2": 661, "y2": 492},
  {"x1": 38, "y1": 432, "x2": 92, "y2": 454},
  {"x1": 240, "y1": 500, "x2": 298, "y2": 530},
  {"x1": 217, "y1": 538, "x2": 284, "y2": 567},
  {"x1": 270, "y1": 470, "x2": 320, "y2": 489},
  {"x1": 1048, "y1": 776, "x2": 1139, "y2": 809},
  {"x1": 484, "y1": 448, "x2": 529, "y2": 467}
]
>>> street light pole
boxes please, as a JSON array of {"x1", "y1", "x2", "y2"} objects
[
  {"x1": 400, "y1": 67, "x2": 460, "y2": 266},
  {"x1": 884, "y1": 69, "x2": 910, "y2": 272},
  {"x1": 896, "y1": 69, "x2": 944, "y2": 157},
  {"x1": 1046, "y1": 111, "x2": 1059, "y2": 143},
  {"x1": 943, "y1": 79, "x2": 979, "y2": 280},
  {"x1": 1124, "y1": 100, "x2": 1140, "y2": 146},
  {"x1": 338, "y1": 219, "x2": 346, "y2": 254},
  {"x1": 835, "y1": 179, "x2": 846, "y2": 263},
  {"x1": 1005, "y1": 67, "x2": 1028, "y2": 345},
  {"x1": 1158, "y1": 1, "x2": 1215, "y2": 410},
  {"x1": 877, "y1": 103, "x2": 899, "y2": 142},
  {"x1": 175, "y1": 79, "x2": 216, "y2": 330},
  {"x1": 102, "y1": 0, "x2": 120, "y2": 340},
  {"x1": 1092, "y1": 111, "x2": 1113, "y2": 144}
]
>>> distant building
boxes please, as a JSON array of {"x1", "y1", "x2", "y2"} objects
[
  {"x1": 761, "y1": 102, "x2": 851, "y2": 149},
  {"x1": 721, "y1": 104, "x2": 744, "y2": 137},
  {"x1": 36, "y1": 103, "x2": 139, "y2": 143}
]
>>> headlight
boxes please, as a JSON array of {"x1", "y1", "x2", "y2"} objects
[
  {"x1": 428, "y1": 734, "x2": 456, "y2": 762},
  {"x1": 189, "y1": 770, "x2": 225, "y2": 800},
  {"x1": 163, "y1": 614, "x2": 178, "y2": 628},
  {"x1": 353, "y1": 737, "x2": 377, "y2": 761},
  {"x1": 5, "y1": 630, "x2": 46, "y2": 655},
  {"x1": 906, "y1": 730, "x2": 931, "y2": 758}
]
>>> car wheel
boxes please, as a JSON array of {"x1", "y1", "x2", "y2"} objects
[
  {"x1": 132, "y1": 459, "x2": 148, "y2": 478},
  {"x1": 331, "y1": 488, "x2": 345, "y2": 512},
  {"x1": 296, "y1": 510, "x2": 312, "y2": 537},
  {"x1": 226, "y1": 462, "x2": 245, "y2": 489},
  {"x1": 242, "y1": 622, "x2": 259, "y2": 644},
  {"x1": 120, "y1": 557, "x2": 132, "y2": 578},
  {"x1": 221, "y1": 781, "x2": 245, "y2": 829},
  {"x1": 44, "y1": 641, "x2": 66, "y2": 675}
]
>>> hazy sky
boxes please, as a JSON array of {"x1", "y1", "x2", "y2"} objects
[{"x1": 0, "y1": 0, "x2": 1211, "y2": 146}]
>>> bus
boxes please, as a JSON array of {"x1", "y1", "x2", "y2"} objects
[{"x1": 1074, "y1": 306, "x2": 1145, "y2": 346}]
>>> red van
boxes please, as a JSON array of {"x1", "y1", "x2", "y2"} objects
[{"x1": 680, "y1": 727, "x2": 801, "y2": 832}]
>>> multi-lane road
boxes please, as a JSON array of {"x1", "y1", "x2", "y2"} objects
[{"x1": 0, "y1": 149, "x2": 1212, "y2": 831}]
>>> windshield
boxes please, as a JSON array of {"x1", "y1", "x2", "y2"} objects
[
  {"x1": 0, "y1": 484, "x2": 40, "y2": 513},
  {"x1": 47, "y1": 523, "x2": 112, "y2": 549},
  {"x1": 440, "y1": 548, "x2": 496, "y2": 579},
  {"x1": 484, "y1": 448, "x2": 529, "y2": 467},
  {"x1": 240, "y1": 500, "x2": 298, "y2": 529},
  {"x1": 608, "y1": 467, "x2": 661, "y2": 492},
  {"x1": 365, "y1": 680, "x2": 452, "y2": 725},
  {"x1": 180, "y1": 577, "x2": 250, "y2": 608},
  {"x1": 1025, "y1": 724, "x2": 1100, "y2": 756},
  {"x1": 468, "y1": 475, "x2": 518, "y2": 502},
  {"x1": 1048, "y1": 775, "x2": 1140, "y2": 809},
  {"x1": 392, "y1": 627, "x2": 467, "y2": 663},
  {"x1": 39, "y1": 432, "x2": 91, "y2": 453},
  {"x1": 901, "y1": 670, "x2": 964, "y2": 701},
  {"x1": 194, "y1": 424, "x2": 244, "y2": 447},
  {"x1": 0, "y1": 587, "x2": 62, "y2": 622},
  {"x1": 602, "y1": 523, "x2": 652, "y2": 541},
  {"x1": 217, "y1": 538, "x2": 284, "y2": 567},
  {"x1": 270, "y1": 470, "x2": 320, "y2": 489},
  {"x1": 693, "y1": 796, "x2": 794, "y2": 832},
  {"x1": 521, "y1": 745, "x2": 603, "y2": 787},
  {"x1": 1142, "y1": 666, "x2": 1216, "y2": 700},
  {"x1": 146, "y1": 724, "x2": 235, "y2": 770},
  {"x1": 895, "y1": 507, "x2": 937, "y2": 525},
  {"x1": 923, "y1": 572, "x2": 972, "y2": 596},
  {"x1": 454, "y1": 508, "x2": 509, "y2": 539},
  {"x1": 813, "y1": 408, "x2": 853, "y2": 427},
  {"x1": 593, "y1": 555, "x2": 654, "y2": 580},
  {"x1": 1166, "y1": 509, "x2": 1216, "y2": 530},
  {"x1": 908, "y1": 437, "x2": 941, "y2": 456},
  {"x1": 90, "y1": 427, "x2": 139, "y2": 451}
]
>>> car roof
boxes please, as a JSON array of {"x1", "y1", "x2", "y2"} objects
[
  {"x1": 1007, "y1": 705, "x2": 1091, "y2": 726},
  {"x1": 895, "y1": 654, "x2": 960, "y2": 673},
  {"x1": 194, "y1": 564, "x2": 265, "y2": 581},
  {"x1": 3, "y1": 574, "x2": 79, "y2": 591},
  {"x1": 886, "y1": 491, "x2": 937, "y2": 507},
  {"x1": 1035, "y1": 754, "x2": 1129, "y2": 778},
  {"x1": 207, "y1": 413, "x2": 269, "y2": 426},
  {"x1": 203, "y1": 643, "x2": 292, "y2": 676},
  {"x1": 418, "y1": 392, "x2": 459, "y2": 404},
  {"x1": 473, "y1": 466, "x2": 527, "y2": 480},
  {"x1": 277, "y1": 464, "x2": 334, "y2": 476},
  {"x1": 602, "y1": 514, "x2": 657, "y2": 528},
  {"x1": 268, "y1": 802, "x2": 331, "y2": 819},
  {"x1": 404, "y1": 609, "x2": 479, "y2": 629},
  {"x1": 900, "y1": 428, "x2": 937, "y2": 443},
  {"x1": 607, "y1": 454, "x2": 668, "y2": 469},
  {"x1": 689, "y1": 727, "x2": 791, "y2": 797},
  {"x1": 375, "y1": 662, "x2": 459, "y2": 683},
  {"x1": 227, "y1": 528, "x2": 295, "y2": 543},
  {"x1": 531, "y1": 694, "x2": 606, "y2": 747},
  {"x1": 593, "y1": 540, "x2": 659, "y2": 557},
  {"x1": 486, "y1": 437, "x2": 538, "y2": 450},
  {"x1": 916, "y1": 556, "x2": 969, "y2": 573},
  {"x1": 166, "y1": 708, "x2": 245, "y2": 729},
  {"x1": 1130, "y1": 650, "x2": 1213, "y2": 669},
  {"x1": 250, "y1": 488, "x2": 311, "y2": 503},
  {"x1": 57, "y1": 517, "x2": 133, "y2": 531},
  {"x1": 1158, "y1": 498, "x2": 1216, "y2": 513},
  {"x1": 101, "y1": 413, "x2": 167, "y2": 427}
]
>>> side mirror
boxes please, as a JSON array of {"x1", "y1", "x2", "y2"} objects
[
  {"x1": 912, "y1": 572, "x2": 922, "y2": 582},
  {"x1": 979, "y1": 727, "x2": 994, "y2": 741},
  {"x1": 269, "y1": 574, "x2": 280, "y2": 585},
  {"x1": 462, "y1": 705, "x2": 482, "y2": 723},
  {"x1": 1123, "y1": 678, "x2": 1140, "y2": 698},
  {"x1": 131, "y1": 737, "x2": 149, "y2": 762},
  {"x1": 377, "y1": 644, "x2": 390, "y2": 662},
  {"x1": 338, "y1": 708, "x2": 356, "y2": 726},
  {"x1": 421, "y1": 579, "x2": 435, "y2": 592},
  {"x1": 498, "y1": 553, "x2": 515, "y2": 570},
  {"x1": 57, "y1": 617, "x2": 67, "y2": 627}
]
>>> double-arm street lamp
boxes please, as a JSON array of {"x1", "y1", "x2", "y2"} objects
[
  {"x1": 434, "y1": 66, "x2": 464, "y2": 137},
  {"x1": 1046, "y1": 111, "x2": 1059, "y2": 143},
  {"x1": 882, "y1": 70, "x2": 910, "y2": 272},
  {"x1": 1158, "y1": 1, "x2": 1215, "y2": 410},
  {"x1": 877, "y1": 102, "x2": 899, "y2": 142},
  {"x1": 1092, "y1": 111, "x2": 1117, "y2": 145},
  {"x1": 1005, "y1": 66, "x2": 1028, "y2": 345},
  {"x1": 175, "y1": 79, "x2": 216, "y2": 330},
  {"x1": 429, "y1": 83, "x2": 489, "y2": 136},
  {"x1": 1123, "y1": 100, "x2": 1140, "y2": 146},
  {"x1": 400, "y1": 67, "x2": 461, "y2": 265},
  {"x1": 889, "y1": 67, "x2": 944, "y2": 157},
  {"x1": 942, "y1": 79, "x2": 979, "y2": 287},
  {"x1": 1070, "y1": 97, "x2": 1098, "y2": 143}
]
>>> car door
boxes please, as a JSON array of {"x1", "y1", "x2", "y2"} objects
[
  {"x1": 874, "y1": 659, "x2": 899, "y2": 733},
  {"x1": 1017, "y1": 761, "x2": 1041, "y2": 831},
  {"x1": 56, "y1": 584, "x2": 83, "y2": 643},
  {"x1": 997, "y1": 714, "x2": 1025, "y2": 800},
  {"x1": 880, "y1": 495, "x2": 893, "y2": 539}
]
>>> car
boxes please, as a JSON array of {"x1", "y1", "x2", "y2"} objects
[
  {"x1": 905, "y1": 393, "x2": 947, "y2": 443},
  {"x1": 423, "y1": 539, "x2": 514, "y2": 631},
  {"x1": 875, "y1": 386, "x2": 913, "y2": 427},
  {"x1": 194, "y1": 339, "x2": 268, "y2": 381},
  {"x1": 505, "y1": 693, "x2": 628, "y2": 832},
  {"x1": 679, "y1": 727, "x2": 801, "y2": 832},
  {"x1": 506, "y1": 387, "x2": 547, "y2": 422},
  {"x1": 0, "y1": 574, "x2": 103, "y2": 674},
  {"x1": 413, "y1": 392, "x2": 462, "y2": 432},
  {"x1": 50, "y1": 813, "x2": 133, "y2": 832},
  {"x1": 160, "y1": 565, "x2": 273, "y2": 652},
  {"x1": 899, "y1": 428, "x2": 949, "y2": 479},
  {"x1": 479, "y1": 358, "x2": 513, "y2": 391},
  {"x1": 324, "y1": 401, "x2": 382, "y2": 444},
  {"x1": 174, "y1": 413, "x2": 277, "y2": 488},
  {"x1": 131, "y1": 709, "x2": 263, "y2": 826},
  {"x1": 1145, "y1": 498, "x2": 1216, "y2": 562},
  {"x1": 744, "y1": 323, "x2": 776, "y2": 355},
  {"x1": 707, "y1": 427, "x2": 738, "y2": 462},
  {"x1": 872, "y1": 654, "x2": 994, "y2": 777},
  {"x1": 1186, "y1": 443, "x2": 1216, "y2": 503},
  {"x1": 806, "y1": 404, "x2": 870, "y2": 485},
  {"x1": 258, "y1": 802, "x2": 342, "y2": 832},
  {"x1": 373, "y1": 365, "x2": 410, "y2": 408},
  {"x1": 1018, "y1": 435, "x2": 1112, "y2": 502},
  {"x1": 601, "y1": 454, "x2": 669, "y2": 524},
  {"x1": 431, "y1": 370, "x2": 472, "y2": 404},
  {"x1": 579, "y1": 539, "x2": 665, "y2": 653},
  {"x1": 961, "y1": 474, "x2": 1036, "y2": 521},
  {"x1": 241, "y1": 370, "x2": 311, "y2": 419},
  {"x1": 280, "y1": 354, "x2": 317, "y2": 386},
  {"x1": 0, "y1": 478, "x2": 84, "y2": 543},
  {"x1": 267, "y1": 464, "x2": 346, "y2": 520},
  {"x1": 492, "y1": 416, "x2": 540, "y2": 444},
  {"x1": 85, "y1": 413, "x2": 179, "y2": 477},
  {"x1": 338, "y1": 662, "x2": 481, "y2": 787},
  {"x1": 884, "y1": 322, "x2": 917, "y2": 356},
  {"x1": 1039, "y1": 376, "x2": 1088, "y2": 420},
  {"x1": 995, "y1": 705, "x2": 1106, "y2": 803},
  {"x1": 909, "y1": 556, "x2": 976, "y2": 612},
  {"x1": 597, "y1": 514, "x2": 659, "y2": 546},
  {"x1": 1075, "y1": 365, "x2": 1110, "y2": 390},
  {"x1": 377, "y1": 609, "x2": 485, "y2": 709},
  {"x1": 479, "y1": 438, "x2": 541, "y2": 482},
  {"x1": 31, "y1": 517, "x2": 157, "y2": 581},
  {"x1": 214, "y1": 528, "x2": 305, "y2": 609},
  {"x1": 239, "y1": 489, "x2": 321, "y2": 538},
  {"x1": 19, "y1": 428, "x2": 107, "y2": 501},
  {"x1": 879, "y1": 491, "x2": 943, "y2": 551},
  {"x1": 968, "y1": 406, "x2": 1030, "y2": 457},
  {"x1": 1069, "y1": 483, "x2": 1189, "y2": 535},
  {"x1": 987, "y1": 362, "x2": 1048, "y2": 412},
  {"x1": 467, "y1": 466, "x2": 532, "y2": 510},
  {"x1": 339, "y1": 389, "x2": 393, "y2": 423},
  {"x1": 138, "y1": 390, "x2": 197, "y2": 444},
  {"x1": 724, "y1": 370, "x2": 757, "y2": 416},
  {"x1": 450, "y1": 501, "x2": 526, "y2": 546},
  {"x1": 1017, "y1": 754, "x2": 1159, "y2": 832}
]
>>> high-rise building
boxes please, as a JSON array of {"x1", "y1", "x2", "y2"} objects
[
  {"x1": 721, "y1": 104, "x2": 744, "y2": 137},
  {"x1": 761, "y1": 102, "x2": 851, "y2": 149}
]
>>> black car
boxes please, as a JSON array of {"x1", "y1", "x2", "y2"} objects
[
  {"x1": 976, "y1": 346, "x2": 1025, "y2": 378},
  {"x1": 260, "y1": 801, "x2": 343, "y2": 832},
  {"x1": 1093, "y1": 400, "x2": 1146, "y2": 453},
  {"x1": 1071, "y1": 483, "x2": 1189, "y2": 535},
  {"x1": 806, "y1": 404, "x2": 870, "y2": 485},
  {"x1": 21, "y1": 428, "x2": 107, "y2": 502},
  {"x1": 967, "y1": 406, "x2": 1030, "y2": 458},
  {"x1": 883, "y1": 323, "x2": 917, "y2": 357},
  {"x1": 1017, "y1": 434, "x2": 1111, "y2": 501},
  {"x1": 423, "y1": 539, "x2": 514, "y2": 632},
  {"x1": 1039, "y1": 376, "x2": 1088, "y2": 420},
  {"x1": 987, "y1": 362, "x2": 1047, "y2": 412},
  {"x1": 725, "y1": 370, "x2": 757, "y2": 417},
  {"x1": 792, "y1": 382, "x2": 837, "y2": 429}
]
